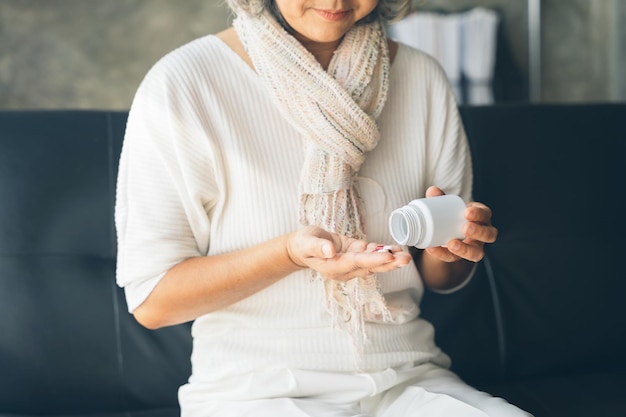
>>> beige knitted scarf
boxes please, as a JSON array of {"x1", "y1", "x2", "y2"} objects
[{"x1": 234, "y1": 11, "x2": 392, "y2": 349}]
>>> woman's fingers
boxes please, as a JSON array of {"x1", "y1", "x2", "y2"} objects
[
  {"x1": 464, "y1": 221, "x2": 498, "y2": 244},
  {"x1": 446, "y1": 239, "x2": 485, "y2": 263},
  {"x1": 286, "y1": 225, "x2": 412, "y2": 282},
  {"x1": 317, "y1": 250, "x2": 411, "y2": 282}
]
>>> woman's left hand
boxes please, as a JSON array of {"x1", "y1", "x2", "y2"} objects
[{"x1": 424, "y1": 186, "x2": 498, "y2": 263}]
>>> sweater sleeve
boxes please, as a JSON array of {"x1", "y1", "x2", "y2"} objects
[
  {"x1": 115, "y1": 54, "x2": 220, "y2": 312},
  {"x1": 425, "y1": 59, "x2": 473, "y2": 203},
  {"x1": 423, "y1": 54, "x2": 476, "y2": 294}
]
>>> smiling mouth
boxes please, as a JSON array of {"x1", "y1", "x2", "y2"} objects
[{"x1": 313, "y1": 9, "x2": 352, "y2": 21}]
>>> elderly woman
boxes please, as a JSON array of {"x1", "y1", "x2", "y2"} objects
[{"x1": 115, "y1": 0, "x2": 531, "y2": 416}]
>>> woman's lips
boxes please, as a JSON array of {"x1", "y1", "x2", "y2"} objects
[{"x1": 313, "y1": 8, "x2": 352, "y2": 21}]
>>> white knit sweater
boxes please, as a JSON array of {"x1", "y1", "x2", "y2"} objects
[{"x1": 115, "y1": 35, "x2": 472, "y2": 383}]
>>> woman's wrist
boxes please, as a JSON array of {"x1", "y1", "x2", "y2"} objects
[
  {"x1": 282, "y1": 231, "x2": 309, "y2": 271},
  {"x1": 416, "y1": 248, "x2": 475, "y2": 291}
]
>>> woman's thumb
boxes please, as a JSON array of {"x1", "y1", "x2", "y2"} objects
[{"x1": 321, "y1": 242, "x2": 335, "y2": 258}]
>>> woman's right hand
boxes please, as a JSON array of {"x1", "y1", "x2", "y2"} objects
[{"x1": 286, "y1": 226, "x2": 411, "y2": 282}]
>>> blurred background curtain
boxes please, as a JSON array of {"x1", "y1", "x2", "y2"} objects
[{"x1": 388, "y1": 7, "x2": 500, "y2": 105}]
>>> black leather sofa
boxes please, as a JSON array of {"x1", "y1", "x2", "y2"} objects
[{"x1": 1, "y1": 104, "x2": 625, "y2": 417}]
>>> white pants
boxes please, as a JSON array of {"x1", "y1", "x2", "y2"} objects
[{"x1": 179, "y1": 363, "x2": 533, "y2": 417}]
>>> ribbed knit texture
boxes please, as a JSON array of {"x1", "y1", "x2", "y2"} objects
[{"x1": 115, "y1": 35, "x2": 473, "y2": 390}]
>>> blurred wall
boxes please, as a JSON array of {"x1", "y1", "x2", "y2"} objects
[
  {"x1": 0, "y1": 0, "x2": 231, "y2": 109},
  {"x1": 615, "y1": 0, "x2": 626, "y2": 101},
  {"x1": 541, "y1": 0, "x2": 624, "y2": 102},
  {"x1": 0, "y1": 0, "x2": 624, "y2": 109}
]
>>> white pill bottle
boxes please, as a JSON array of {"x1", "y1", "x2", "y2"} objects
[{"x1": 389, "y1": 195, "x2": 467, "y2": 249}]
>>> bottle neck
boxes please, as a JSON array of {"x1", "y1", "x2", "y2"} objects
[{"x1": 389, "y1": 204, "x2": 425, "y2": 246}]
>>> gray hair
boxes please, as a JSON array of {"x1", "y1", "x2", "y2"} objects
[{"x1": 224, "y1": 0, "x2": 412, "y2": 24}]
